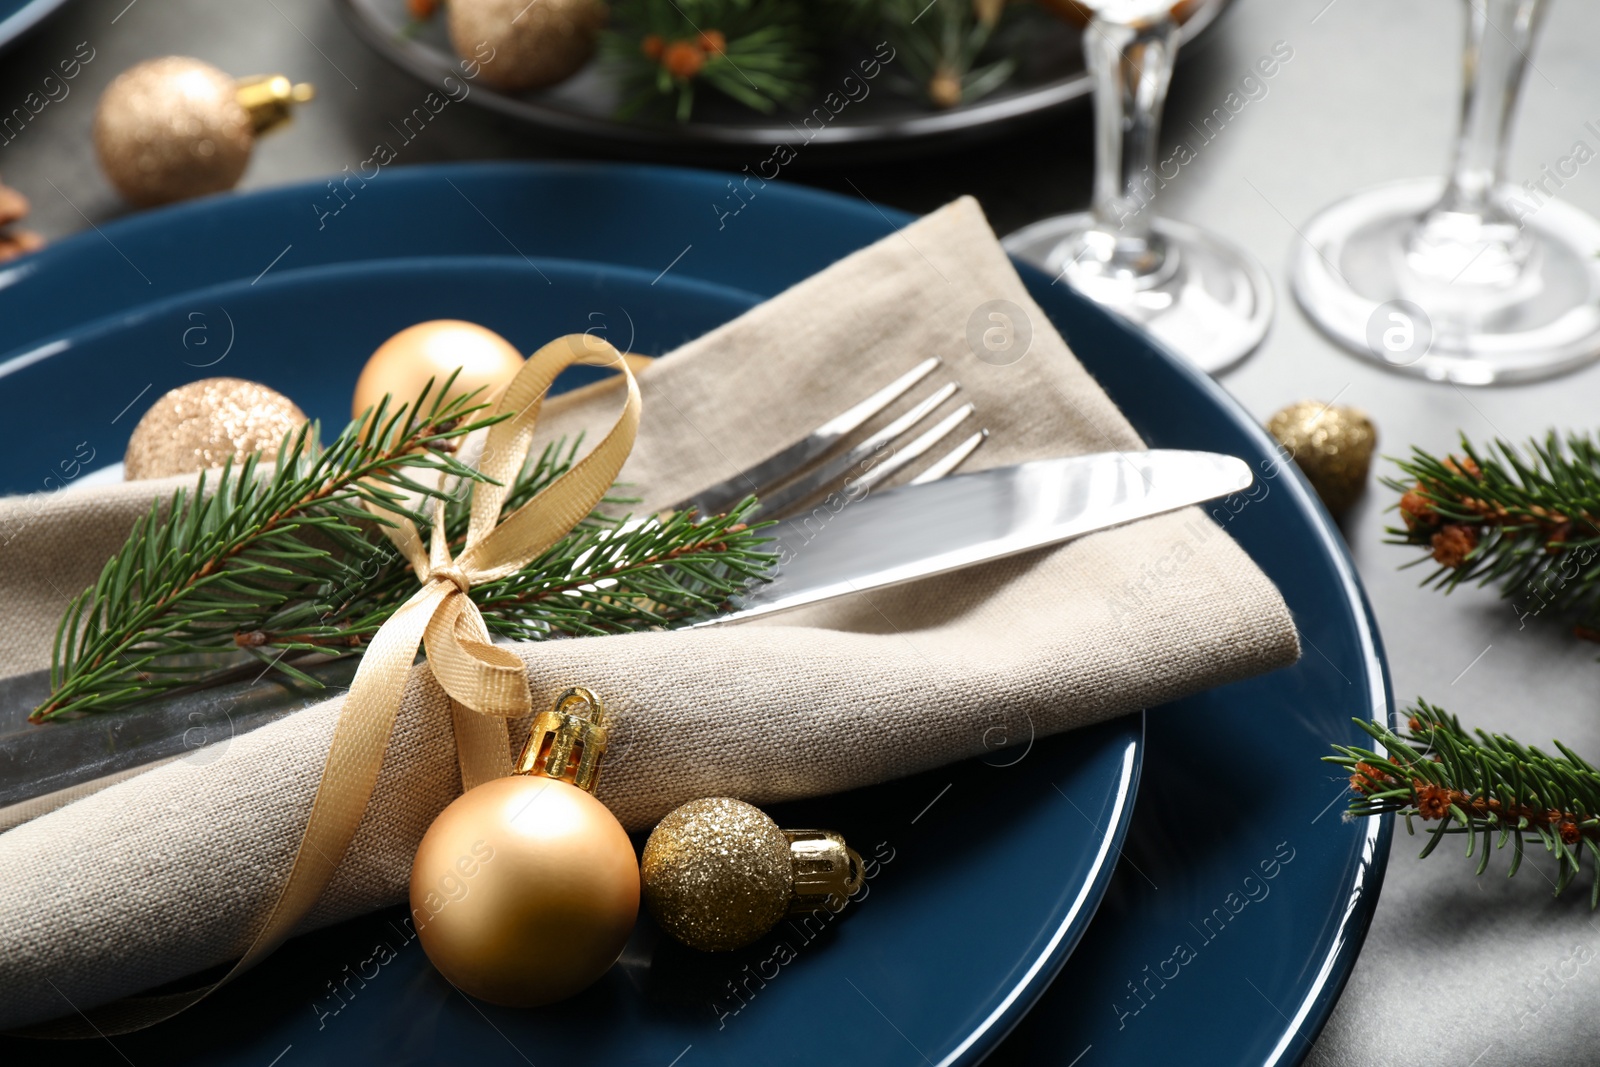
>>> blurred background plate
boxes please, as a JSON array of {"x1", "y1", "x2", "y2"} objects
[
  {"x1": 0, "y1": 163, "x2": 1389, "y2": 1066},
  {"x1": 333, "y1": 0, "x2": 1232, "y2": 159}
]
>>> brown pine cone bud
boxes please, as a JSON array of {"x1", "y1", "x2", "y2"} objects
[
  {"x1": 1430, "y1": 524, "x2": 1478, "y2": 568},
  {"x1": 1398, "y1": 485, "x2": 1436, "y2": 529},
  {"x1": 663, "y1": 39, "x2": 705, "y2": 79},
  {"x1": 928, "y1": 67, "x2": 962, "y2": 109}
]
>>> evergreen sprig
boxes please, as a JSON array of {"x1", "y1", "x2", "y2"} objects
[
  {"x1": 1329, "y1": 701, "x2": 1600, "y2": 906},
  {"x1": 35, "y1": 385, "x2": 775, "y2": 722},
  {"x1": 604, "y1": 0, "x2": 812, "y2": 122},
  {"x1": 865, "y1": 0, "x2": 1017, "y2": 109},
  {"x1": 1386, "y1": 433, "x2": 1600, "y2": 634}
]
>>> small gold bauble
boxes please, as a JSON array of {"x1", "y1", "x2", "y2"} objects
[
  {"x1": 94, "y1": 57, "x2": 254, "y2": 207},
  {"x1": 410, "y1": 775, "x2": 639, "y2": 1006},
  {"x1": 448, "y1": 0, "x2": 608, "y2": 92},
  {"x1": 1267, "y1": 400, "x2": 1378, "y2": 515},
  {"x1": 352, "y1": 320, "x2": 526, "y2": 420},
  {"x1": 123, "y1": 378, "x2": 307, "y2": 481},
  {"x1": 641, "y1": 797, "x2": 796, "y2": 952}
]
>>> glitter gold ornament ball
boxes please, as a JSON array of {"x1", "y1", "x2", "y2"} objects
[
  {"x1": 123, "y1": 378, "x2": 307, "y2": 481},
  {"x1": 94, "y1": 57, "x2": 255, "y2": 207},
  {"x1": 448, "y1": 0, "x2": 608, "y2": 92},
  {"x1": 1267, "y1": 400, "x2": 1378, "y2": 515},
  {"x1": 641, "y1": 797, "x2": 795, "y2": 952},
  {"x1": 352, "y1": 320, "x2": 526, "y2": 420}
]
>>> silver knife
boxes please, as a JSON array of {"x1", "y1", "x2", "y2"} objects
[
  {"x1": 698, "y1": 448, "x2": 1253, "y2": 625},
  {"x1": 0, "y1": 449, "x2": 1250, "y2": 812}
]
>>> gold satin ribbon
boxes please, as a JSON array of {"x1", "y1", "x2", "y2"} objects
[{"x1": 29, "y1": 333, "x2": 641, "y2": 1037}]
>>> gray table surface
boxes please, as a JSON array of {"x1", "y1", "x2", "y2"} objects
[{"x1": 4, "y1": 0, "x2": 1599, "y2": 1064}]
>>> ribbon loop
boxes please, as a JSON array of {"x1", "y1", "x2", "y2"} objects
[{"x1": 52, "y1": 333, "x2": 643, "y2": 1036}]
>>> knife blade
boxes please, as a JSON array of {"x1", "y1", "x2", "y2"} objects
[
  {"x1": 697, "y1": 448, "x2": 1254, "y2": 626},
  {"x1": 0, "y1": 449, "x2": 1250, "y2": 814}
]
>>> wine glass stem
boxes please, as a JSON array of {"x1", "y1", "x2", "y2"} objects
[
  {"x1": 1438, "y1": 0, "x2": 1547, "y2": 217},
  {"x1": 1084, "y1": 12, "x2": 1181, "y2": 253}
]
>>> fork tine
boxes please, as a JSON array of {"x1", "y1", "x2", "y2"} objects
[
  {"x1": 848, "y1": 402, "x2": 976, "y2": 497},
  {"x1": 753, "y1": 381, "x2": 960, "y2": 518},
  {"x1": 909, "y1": 429, "x2": 989, "y2": 485},
  {"x1": 673, "y1": 357, "x2": 942, "y2": 516}
]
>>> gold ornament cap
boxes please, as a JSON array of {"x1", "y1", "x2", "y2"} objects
[
  {"x1": 640, "y1": 797, "x2": 865, "y2": 952},
  {"x1": 235, "y1": 74, "x2": 315, "y2": 135},
  {"x1": 784, "y1": 828, "x2": 866, "y2": 915},
  {"x1": 1267, "y1": 400, "x2": 1378, "y2": 516},
  {"x1": 516, "y1": 687, "x2": 610, "y2": 792},
  {"x1": 123, "y1": 377, "x2": 307, "y2": 481}
]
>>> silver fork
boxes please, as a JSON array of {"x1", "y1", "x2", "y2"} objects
[{"x1": 671, "y1": 357, "x2": 988, "y2": 520}]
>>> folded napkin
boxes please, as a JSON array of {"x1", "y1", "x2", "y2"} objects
[{"x1": 0, "y1": 196, "x2": 1298, "y2": 1029}]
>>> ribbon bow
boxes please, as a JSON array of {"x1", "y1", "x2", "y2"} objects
[{"x1": 58, "y1": 333, "x2": 641, "y2": 1035}]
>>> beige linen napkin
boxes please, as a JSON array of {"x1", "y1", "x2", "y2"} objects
[{"x1": 0, "y1": 197, "x2": 1297, "y2": 1029}]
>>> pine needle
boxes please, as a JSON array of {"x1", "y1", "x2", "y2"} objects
[
  {"x1": 34, "y1": 384, "x2": 775, "y2": 722},
  {"x1": 1328, "y1": 700, "x2": 1600, "y2": 905}
]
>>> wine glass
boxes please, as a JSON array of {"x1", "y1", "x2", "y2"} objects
[
  {"x1": 1293, "y1": 0, "x2": 1600, "y2": 384},
  {"x1": 1004, "y1": 0, "x2": 1273, "y2": 376}
]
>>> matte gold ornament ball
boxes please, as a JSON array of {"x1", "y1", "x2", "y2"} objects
[
  {"x1": 123, "y1": 378, "x2": 307, "y2": 480},
  {"x1": 352, "y1": 320, "x2": 526, "y2": 420},
  {"x1": 409, "y1": 775, "x2": 640, "y2": 1006},
  {"x1": 94, "y1": 57, "x2": 254, "y2": 207},
  {"x1": 641, "y1": 797, "x2": 795, "y2": 952},
  {"x1": 449, "y1": 0, "x2": 608, "y2": 91},
  {"x1": 1267, "y1": 400, "x2": 1377, "y2": 515}
]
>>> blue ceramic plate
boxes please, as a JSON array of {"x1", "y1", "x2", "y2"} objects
[
  {"x1": 0, "y1": 253, "x2": 1143, "y2": 1066},
  {"x1": 0, "y1": 163, "x2": 1391, "y2": 1066},
  {"x1": 0, "y1": 0, "x2": 69, "y2": 51}
]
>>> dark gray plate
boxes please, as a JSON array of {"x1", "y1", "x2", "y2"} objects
[{"x1": 335, "y1": 0, "x2": 1232, "y2": 160}]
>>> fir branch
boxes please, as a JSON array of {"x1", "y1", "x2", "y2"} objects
[
  {"x1": 865, "y1": 0, "x2": 1017, "y2": 109},
  {"x1": 603, "y1": 0, "x2": 812, "y2": 121},
  {"x1": 1385, "y1": 433, "x2": 1600, "y2": 635},
  {"x1": 472, "y1": 502, "x2": 771, "y2": 641},
  {"x1": 1328, "y1": 701, "x2": 1600, "y2": 906},
  {"x1": 36, "y1": 391, "x2": 778, "y2": 723},
  {"x1": 35, "y1": 381, "x2": 501, "y2": 722}
]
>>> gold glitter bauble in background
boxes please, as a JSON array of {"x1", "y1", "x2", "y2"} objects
[
  {"x1": 93, "y1": 60, "x2": 313, "y2": 207},
  {"x1": 642, "y1": 798, "x2": 794, "y2": 952},
  {"x1": 123, "y1": 378, "x2": 307, "y2": 481},
  {"x1": 352, "y1": 320, "x2": 526, "y2": 420},
  {"x1": 448, "y1": 0, "x2": 608, "y2": 92},
  {"x1": 94, "y1": 58, "x2": 253, "y2": 207},
  {"x1": 1267, "y1": 400, "x2": 1378, "y2": 516}
]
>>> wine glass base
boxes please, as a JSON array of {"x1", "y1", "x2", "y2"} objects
[
  {"x1": 1003, "y1": 213, "x2": 1274, "y2": 376},
  {"x1": 1292, "y1": 177, "x2": 1600, "y2": 385}
]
